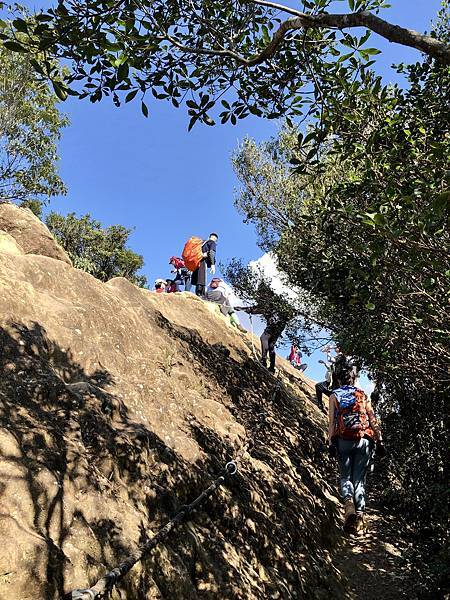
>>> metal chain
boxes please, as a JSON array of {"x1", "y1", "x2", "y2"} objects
[{"x1": 68, "y1": 379, "x2": 280, "y2": 600}]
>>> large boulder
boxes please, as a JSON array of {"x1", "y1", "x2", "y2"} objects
[
  {"x1": 0, "y1": 227, "x2": 345, "y2": 600},
  {"x1": 0, "y1": 202, "x2": 71, "y2": 264},
  {"x1": 0, "y1": 230, "x2": 24, "y2": 255}
]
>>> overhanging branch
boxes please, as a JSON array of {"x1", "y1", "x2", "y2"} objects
[{"x1": 249, "y1": 1, "x2": 450, "y2": 65}]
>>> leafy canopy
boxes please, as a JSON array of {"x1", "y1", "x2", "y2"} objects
[
  {"x1": 0, "y1": 43, "x2": 68, "y2": 204},
  {"x1": 233, "y1": 46, "x2": 449, "y2": 592},
  {"x1": 1, "y1": 0, "x2": 449, "y2": 128},
  {"x1": 223, "y1": 257, "x2": 324, "y2": 348},
  {"x1": 46, "y1": 212, "x2": 148, "y2": 287}
]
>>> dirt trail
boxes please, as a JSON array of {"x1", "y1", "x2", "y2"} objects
[{"x1": 334, "y1": 481, "x2": 415, "y2": 600}]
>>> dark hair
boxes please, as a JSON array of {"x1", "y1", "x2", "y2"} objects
[
  {"x1": 209, "y1": 232, "x2": 218, "y2": 239},
  {"x1": 333, "y1": 355, "x2": 357, "y2": 387}
]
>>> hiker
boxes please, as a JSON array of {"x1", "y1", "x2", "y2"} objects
[
  {"x1": 260, "y1": 315, "x2": 286, "y2": 373},
  {"x1": 154, "y1": 278, "x2": 166, "y2": 293},
  {"x1": 325, "y1": 343, "x2": 360, "y2": 389},
  {"x1": 328, "y1": 357, "x2": 386, "y2": 534},
  {"x1": 190, "y1": 233, "x2": 218, "y2": 297},
  {"x1": 206, "y1": 278, "x2": 246, "y2": 332},
  {"x1": 165, "y1": 279, "x2": 177, "y2": 293},
  {"x1": 169, "y1": 256, "x2": 192, "y2": 292},
  {"x1": 237, "y1": 306, "x2": 287, "y2": 373},
  {"x1": 370, "y1": 382, "x2": 381, "y2": 412},
  {"x1": 315, "y1": 358, "x2": 333, "y2": 413},
  {"x1": 288, "y1": 344, "x2": 307, "y2": 372}
]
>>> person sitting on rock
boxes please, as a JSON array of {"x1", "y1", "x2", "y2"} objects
[
  {"x1": 288, "y1": 344, "x2": 307, "y2": 372},
  {"x1": 206, "y1": 277, "x2": 246, "y2": 332},
  {"x1": 165, "y1": 278, "x2": 177, "y2": 293},
  {"x1": 154, "y1": 278, "x2": 166, "y2": 293},
  {"x1": 328, "y1": 357, "x2": 386, "y2": 535}
]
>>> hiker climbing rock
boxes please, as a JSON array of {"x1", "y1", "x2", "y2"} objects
[
  {"x1": 327, "y1": 357, "x2": 386, "y2": 534},
  {"x1": 237, "y1": 305, "x2": 287, "y2": 373},
  {"x1": 288, "y1": 344, "x2": 307, "y2": 372},
  {"x1": 206, "y1": 277, "x2": 247, "y2": 332},
  {"x1": 169, "y1": 256, "x2": 192, "y2": 291},
  {"x1": 259, "y1": 315, "x2": 287, "y2": 373},
  {"x1": 315, "y1": 358, "x2": 333, "y2": 413},
  {"x1": 183, "y1": 233, "x2": 218, "y2": 297}
]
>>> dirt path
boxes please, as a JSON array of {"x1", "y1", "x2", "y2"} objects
[{"x1": 334, "y1": 479, "x2": 416, "y2": 600}]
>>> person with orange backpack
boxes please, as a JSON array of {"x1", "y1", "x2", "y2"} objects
[
  {"x1": 327, "y1": 356, "x2": 386, "y2": 534},
  {"x1": 183, "y1": 233, "x2": 218, "y2": 297}
]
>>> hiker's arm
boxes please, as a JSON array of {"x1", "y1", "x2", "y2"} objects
[
  {"x1": 328, "y1": 394, "x2": 336, "y2": 443},
  {"x1": 237, "y1": 305, "x2": 261, "y2": 315},
  {"x1": 204, "y1": 240, "x2": 216, "y2": 265},
  {"x1": 366, "y1": 398, "x2": 382, "y2": 441}
]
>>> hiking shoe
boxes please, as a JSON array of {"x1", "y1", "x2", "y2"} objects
[
  {"x1": 343, "y1": 498, "x2": 357, "y2": 533},
  {"x1": 355, "y1": 512, "x2": 365, "y2": 534}
]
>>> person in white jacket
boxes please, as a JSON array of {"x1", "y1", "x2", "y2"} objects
[{"x1": 206, "y1": 278, "x2": 246, "y2": 332}]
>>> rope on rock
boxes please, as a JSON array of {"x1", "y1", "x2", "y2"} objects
[{"x1": 68, "y1": 380, "x2": 281, "y2": 600}]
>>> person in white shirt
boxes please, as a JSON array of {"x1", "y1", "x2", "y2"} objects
[{"x1": 206, "y1": 278, "x2": 246, "y2": 332}]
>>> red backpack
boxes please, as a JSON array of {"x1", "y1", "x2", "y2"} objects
[
  {"x1": 182, "y1": 237, "x2": 203, "y2": 272},
  {"x1": 334, "y1": 386, "x2": 374, "y2": 441}
]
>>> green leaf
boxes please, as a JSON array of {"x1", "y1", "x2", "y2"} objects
[
  {"x1": 188, "y1": 115, "x2": 198, "y2": 131},
  {"x1": 13, "y1": 18, "x2": 29, "y2": 33},
  {"x1": 52, "y1": 81, "x2": 68, "y2": 101},
  {"x1": 125, "y1": 89, "x2": 138, "y2": 103},
  {"x1": 3, "y1": 40, "x2": 28, "y2": 52},
  {"x1": 363, "y1": 48, "x2": 381, "y2": 56},
  {"x1": 432, "y1": 191, "x2": 450, "y2": 215},
  {"x1": 141, "y1": 101, "x2": 148, "y2": 117},
  {"x1": 366, "y1": 302, "x2": 375, "y2": 311},
  {"x1": 117, "y1": 61, "x2": 129, "y2": 81}
]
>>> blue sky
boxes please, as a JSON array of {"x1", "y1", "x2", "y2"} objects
[{"x1": 32, "y1": 0, "x2": 442, "y2": 384}]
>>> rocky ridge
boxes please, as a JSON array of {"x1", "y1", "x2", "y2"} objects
[{"x1": 0, "y1": 204, "x2": 347, "y2": 600}]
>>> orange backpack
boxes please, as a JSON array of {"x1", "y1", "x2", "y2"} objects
[
  {"x1": 182, "y1": 237, "x2": 204, "y2": 272},
  {"x1": 334, "y1": 386, "x2": 374, "y2": 441}
]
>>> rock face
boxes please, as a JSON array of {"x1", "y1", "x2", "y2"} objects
[
  {"x1": 0, "y1": 207, "x2": 345, "y2": 600},
  {"x1": 0, "y1": 201, "x2": 71, "y2": 264}
]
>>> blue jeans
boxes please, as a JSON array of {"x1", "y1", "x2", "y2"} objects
[
  {"x1": 174, "y1": 277, "x2": 191, "y2": 292},
  {"x1": 338, "y1": 437, "x2": 372, "y2": 512}
]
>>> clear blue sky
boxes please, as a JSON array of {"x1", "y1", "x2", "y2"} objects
[{"x1": 32, "y1": 0, "x2": 442, "y2": 384}]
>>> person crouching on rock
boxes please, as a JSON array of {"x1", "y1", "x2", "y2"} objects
[
  {"x1": 169, "y1": 256, "x2": 192, "y2": 292},
  {"x1": 165, "y1": 279, "x2": 177, "y2": 293},
  {"x1": 206, "y1": 278, "x2": 246, "y2": 332},
  {"x1": 154, "y1": 278, "x2": 166, "y2": 293},
  {"x1": 327, "y1": 357, "x2": 386, "y2": 534}
]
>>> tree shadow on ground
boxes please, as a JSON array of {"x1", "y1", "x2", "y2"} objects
[
  {"x1": 0, "y1": 319, "x2": 345, "y2": 600},
  {"x1": 0, "y1": 322, "x2": 203, "y2": 599}
]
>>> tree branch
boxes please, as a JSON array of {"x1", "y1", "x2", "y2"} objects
[{"x1": 249, "y1": 1, "x2": 450, "y2": 65}]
